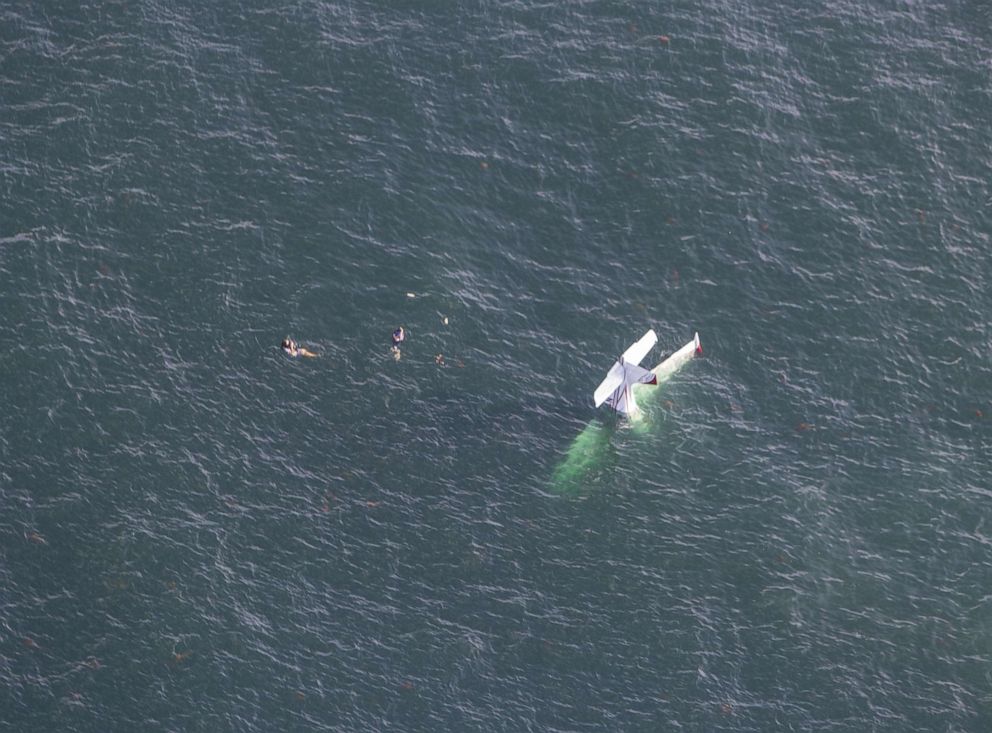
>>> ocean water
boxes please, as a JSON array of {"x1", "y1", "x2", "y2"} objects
[{"x1": 2, "y1": 1, "x2": 991, "y2": 730}]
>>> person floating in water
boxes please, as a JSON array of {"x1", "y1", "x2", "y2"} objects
[
  {"x1": 391, "y1": 326, "x2": 405, "y2": 360},
  {"x1": 281, "y1": 337, "x2": 317, "y2": 358}
]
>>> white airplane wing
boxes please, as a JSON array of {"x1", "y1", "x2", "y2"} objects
[
  {"x1": 593, "y1": 360, "x2": 626, "y2": 407},
  {"x1": 594, "y1": 360, "x2": 658, "y2": 411},
  {"x1": 622, "y1": 329, "x2": 657, "y2": 366},
  {"x1": 593, "y1": 330, "x2": 659, "y2": 410}
]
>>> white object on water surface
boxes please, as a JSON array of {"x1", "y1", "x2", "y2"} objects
[
  {"x1": 594, "y1": 330, "x2": 702, "y2": 417},
  {"x1": 593, "y1": 329, "x2": 660, "y2": 416}
]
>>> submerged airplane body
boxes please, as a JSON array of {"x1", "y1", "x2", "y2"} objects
[{"x1": 551, "y1": 329, "x2": 702, "y2": 494}]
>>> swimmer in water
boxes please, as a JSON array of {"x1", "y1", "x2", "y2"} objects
[
  {"x1": 281, "y1": 338, "x2": 317, "y2": 358},
  {"x1": 390, "y1": 326, "x2": 405, "y2": 359}
]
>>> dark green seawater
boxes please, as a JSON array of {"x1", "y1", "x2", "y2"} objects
[{"x1": 3, "y1": 2, "x2": 991, "y2": 730}]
